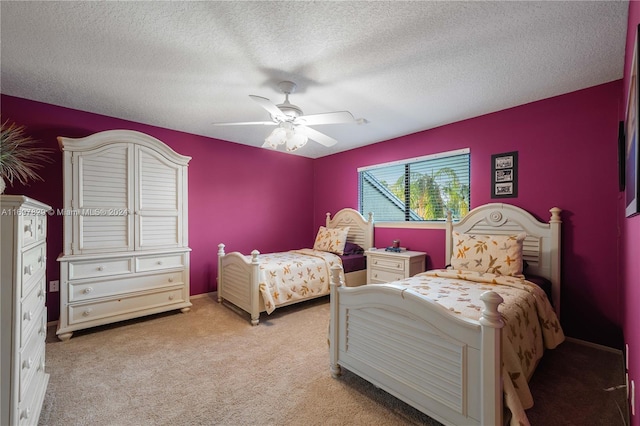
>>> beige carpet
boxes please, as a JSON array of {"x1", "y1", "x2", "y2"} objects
[{"x1": 39, "y1": 296, "x2": 627, "y2": 426}]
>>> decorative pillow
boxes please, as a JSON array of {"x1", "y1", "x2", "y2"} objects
[
  {"x1": 313, "y1": 226, "x2": 350, "y2": 255},
  {"x1": 343, "y1": 242, "x2": 365, "y2": 255},
  {"x1": 450, "y1": 231, "x2": 526, "y2": 277}
]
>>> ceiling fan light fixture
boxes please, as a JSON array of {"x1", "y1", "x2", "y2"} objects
[
  {"x1": 265, "y1": 126, "x2": 287, "y2": 148},
  {"x1": 286, "y1": 131, "x2": 308, "y2": 152}
]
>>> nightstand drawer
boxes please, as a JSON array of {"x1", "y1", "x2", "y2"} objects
[
  {"x1": 370, "y1": 268, "x2": 406, "y2": 283},
  {"x1": 369, "y1": 257, "x2": 405, "y2": 272}
]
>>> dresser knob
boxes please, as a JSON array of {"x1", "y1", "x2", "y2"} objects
[
  {"x1": 98, "y1": 266, "x2": 105, "y2": 271},
  {"x1": 82, "y1": 308, "x2": 93, "y2": 316},
  {"x1": 396, "y1": 263, "x2": 401, "y2": 268},
  {"x1": 157, "y1": 260, "x2": 163, "y2": 265},
  {"x1": 83, "y1": 287, "x2": 93, "y2": 294},
  {"x1": 23, "y1": 358, "x2": 33, "y2": 369},
  {"x1": 168, "y1": 295, "x2": 175, "y2": 301},
  {"x1": 168, "y1": 277, "x2": 174, "y2": 283},
  {"x1": 24, "y1": 311, "x2": 33, "y2": 321},
  {"x1": 20, "y1": 408, "x2": 30, "y2": 420}
]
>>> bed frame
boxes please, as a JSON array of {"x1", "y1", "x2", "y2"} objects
[
  {"x1": 329, "y1": 203, "x2": 562, "y2": 426},
  {"x1": 217, "y1": 208, "x2": 374, "y2": 325}
]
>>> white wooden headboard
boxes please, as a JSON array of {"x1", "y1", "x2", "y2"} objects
[
  {"x1": 326, "y1": 208, "x2": 374, "y2": 250},
  {"x1": 445, "y1": 203, "x2": 562, "y2": 318}
]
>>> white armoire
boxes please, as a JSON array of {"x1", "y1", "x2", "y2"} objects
[
  {"x1": 1, "y1": 195, "x2": 50, "y2": 426},
  {"x1": 56, "y1": 130, "x2": 192, "y2": 341}
]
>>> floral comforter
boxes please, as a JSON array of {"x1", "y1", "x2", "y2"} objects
[
  {"x1": 257, "y1": 249, "x2": 344, "y2": 314},
  {"x1": 390, "y1": 269, "x2": 564, "y2": 426}
]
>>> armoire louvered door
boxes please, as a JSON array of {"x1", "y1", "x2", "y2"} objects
[{"x1": 72, "y1": 143, "x2": 134, "y2": 254}]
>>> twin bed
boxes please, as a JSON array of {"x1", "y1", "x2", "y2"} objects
[
  {"x1": 217, "y1": 203, "x2": 564, "y2": 425},
  {"x1": 328, "y1": 203, "x2": 563, "y2": 426},
  {"x1": 217, "y1": 208, "x2": 373, "y2": 325}
]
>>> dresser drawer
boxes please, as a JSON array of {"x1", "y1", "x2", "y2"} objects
[
  {"x1": 68, "y1": 286, "x2": 187, "y2": 325},
  {"x1": 20, "y1": 277, "x2": 46, "y2": 347},
  {"x1": 369, "y1": 267, "x2": 406, "y2": 283},
  {"x1": 68, "y1": 257, "x2": 134, "y2": 280},
  {"x1": 21, "y1": 243, "x2": 46, "y2": 297},
  {"x1": 19, "y1": 329, "x2": 45, "y2": 402},
  {"x1": 136, "y1": 253, "x2": 186, "y2": 272},
  {"x1": 20, "y1": 213, "x2": 47, "y2": 247},
  {"x1": 369, "y1": 256, "x2": 406, "y2": 272},
  {"x1": 69, "y1": 270, "x2": 185, "y2": 302},
  {"x1": 18, "y1": 350, "x2": 48, "y2": 425}
]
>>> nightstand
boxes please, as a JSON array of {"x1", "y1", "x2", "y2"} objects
[{"x1": 366, "y1": 249, "x2": 427, "y2": 284}]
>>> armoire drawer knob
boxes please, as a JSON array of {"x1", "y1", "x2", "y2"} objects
[
  {"x1": 157, "y1": 260, "x2": 163, "y2": 265},
  {"x1": 98, "y1": 266, "x2": 105, "y2": 271},
  {"x1": 168, "y1": 294, "x2": 175, "y2": 301},
  {"x1": 82, "y1": 308, "x2": 93, "y2": 316},
  {"x1": 168, "y1": 277, "x2": 174, "y2": 283},
  {"x1": 83, "y1": 287, "x2": 93, "y2": 294}
]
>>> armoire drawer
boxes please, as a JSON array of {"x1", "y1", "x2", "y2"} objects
[
  {"x1": 68, "y1": 286, "x2": 187, "y2": 325},
  {"x1": 69, "y1": 270, "x2": 185, "y2": 302},
  {"x1": 136, "y1": 253, "x2": 186, "y2": 272},
  {"x1": 21, "y1": 243, "x2": 46, "y2": 297},
  {"x1": 68, "y1": 257, "x2": 134, "y2": 280}
]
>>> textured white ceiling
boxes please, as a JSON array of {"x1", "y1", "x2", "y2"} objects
[{"x1": 0, "y1": 1, "x2": 629, "y2": 158}]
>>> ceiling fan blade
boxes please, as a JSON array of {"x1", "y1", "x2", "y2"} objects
[
  {"x1": 212, "y1": 121, "x2": 276, "y2": 126},
  {"x1": 295, "y1": 111, "x2": 356, "y2": 126},
  {"x1": 297, "y1": 125, "x2": 337, "y2": 147},
  {"x1": 249, "y1": 95, "x2": 286, "y2": 120}
]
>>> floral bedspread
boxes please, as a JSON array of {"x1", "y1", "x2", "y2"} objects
[
  {"x1": 389, "y1": 269, "x2": 564, "y2": 426},
  {"x1": 256, "y1": 249, "x2": 344, "y2": 314}
]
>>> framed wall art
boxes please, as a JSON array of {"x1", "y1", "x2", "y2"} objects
[
  {"x1": 491, "y1": 151, "x2": 518, "y2": 199},
  {"x1": 625, "y1": 24, "x2": 640, "y2": 217}
]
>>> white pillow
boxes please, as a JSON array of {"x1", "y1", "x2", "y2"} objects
[
  {"x1": 450, "y1": 231, "x2": 526, "y2": 277},
  {"x1": 313, "y1": 226, "x2": 350, "y2": 255}
]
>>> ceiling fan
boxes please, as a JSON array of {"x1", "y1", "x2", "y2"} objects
[{"x1": 213, "y1": 81, "x2": 367, "y2": 152}]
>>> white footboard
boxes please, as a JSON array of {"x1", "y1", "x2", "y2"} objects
[
  {"x1": 217, "y1": 243, "x2": 262, "y2": 325},
  {"x1": 329, "y1": 266, "x2": 504, "y2": 426}
]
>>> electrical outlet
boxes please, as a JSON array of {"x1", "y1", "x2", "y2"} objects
[{"x1": 49, "y1": 280, "x2": 59, "y2": 292}]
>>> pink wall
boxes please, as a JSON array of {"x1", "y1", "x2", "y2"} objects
[
  {"x1": 623, "y1": 3, "x2": 640, "y2": 426},
  {"x1": 1, "y1": 95, "x2": 315, "y2": 322},
  {"x1": 315, "y1": 81, "x2": 623, "y2": 348}
]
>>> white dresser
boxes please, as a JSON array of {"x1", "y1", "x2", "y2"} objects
[
  {"x1": 1, "y1": 195, "x2": 50, "y2": 426},
  {"x1": 366, "y1": 249, "x2": 427, "y2": 284},
  {"x1": 56, "y1": 130, "x2": 192, "y2": 341}
]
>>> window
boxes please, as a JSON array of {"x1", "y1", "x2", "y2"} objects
[{"x1": 358, "y1": 148, "x2": 470, "y2": 221}]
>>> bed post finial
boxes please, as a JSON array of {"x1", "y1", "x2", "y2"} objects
[
  {"x1": 218, "y1": 243, "x2": 225, "y2": 256},
  {"x1": 217, "y1": 244, "x2": 226, "y2": 304}
]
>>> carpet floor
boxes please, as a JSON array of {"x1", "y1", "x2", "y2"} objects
[{"x1": 38, "y1": 295, "x2": 628, "y2": 425}]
